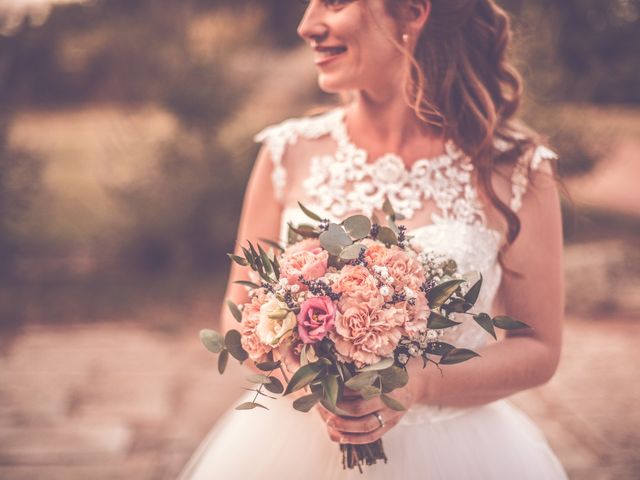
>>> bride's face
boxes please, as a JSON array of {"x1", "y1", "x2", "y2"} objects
[{"x1": 297, "y1": 0, "x2": 404, "y2": 94}]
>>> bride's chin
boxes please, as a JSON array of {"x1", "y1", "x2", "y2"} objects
[{"x1": 317, "y1": 75, "x2": 351, "y2": 94}]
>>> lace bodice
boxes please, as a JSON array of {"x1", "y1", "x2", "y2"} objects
[{"x1": 254, "y1": 108, "x2": 557, "y2": 423}]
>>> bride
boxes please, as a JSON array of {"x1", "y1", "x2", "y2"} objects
[{"x1": 180, "y1": 0, "x2": 567, "y2": 478}]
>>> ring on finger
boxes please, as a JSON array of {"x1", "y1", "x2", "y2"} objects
[{"x1": 373, "y1": 411, "x2": 385, "y2": 429}]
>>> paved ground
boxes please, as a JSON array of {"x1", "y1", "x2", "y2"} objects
[{"x1": 0, "y1": 315, "x2": 638, "y2": 480}]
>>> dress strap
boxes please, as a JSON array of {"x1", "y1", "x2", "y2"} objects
[{"x1": 509, "y1": 145, "x2": 558, "y2": 212}]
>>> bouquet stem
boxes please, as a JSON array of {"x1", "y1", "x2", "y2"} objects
[{"x1": 340, "y1": 440, "x2": 388, "y2": 472}]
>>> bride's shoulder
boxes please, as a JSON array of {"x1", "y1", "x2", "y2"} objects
[{"x1": 254, "y1": 106, "x2": 344, "y2": 154}]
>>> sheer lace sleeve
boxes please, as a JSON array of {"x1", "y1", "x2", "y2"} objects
[
  {"x1": 254, "y1": 123, "x2": 290, "y2": 204},
  {"x1": 509, "y1": 145, "x2": 559, "y2": 212}
]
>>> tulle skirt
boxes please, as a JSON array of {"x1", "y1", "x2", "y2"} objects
[{"x1": 178, "y1": 392, "x2": 567, "y2": 480}]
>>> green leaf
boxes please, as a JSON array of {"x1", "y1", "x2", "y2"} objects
[
  {"x1": 226, "y1": 300, "x2": 243, "y2": 323},
  {"x1": 425, "y1": 342, "x2": 455, "y2": 356},
  {"x1": 234, "y1": 280, "x2": 261, "y2": 289},
  {"x1": 440, "y1": 348, "x2": 480, "y2": 365},
  {"x1": 283, "y1": 362, "x2": 325, "y2": 396},
  {"x1": 256, "y1": 361, "x2": 281, "y2": 371},
  {"x1": 264, "y1": 376, "x2": 284, "y2": 394},
  {"x1": 235, "y1": 402, "x2": 268, "y2": 411},
  {"x1": 493, "y1": 316, "x2": 530, "y2": 330},
  {"x1": 292, "y1": 393, "x2": 321, "y2": 412},
  {"x1": 227, "y1": 253, "x2": 249, "y2": 267},
  {"x1": 320, "y1": 223, "x2": 353, "y2": 256},
  {"x1": 376, "y1": 226, "x2": 398, "y2": 246},
  {"x1": 359, "y1": 384, "x2": 382, "y2": 399},
  {"x1": 344, "y1": 371, "x2": 378, "y2": 391},
  {"x1": 427, "y1": 311, "x2": 461, "y2": 329},
  {"x1": 378, "y1": 366, "x2": 409, "y2": 392},
  {"x1": 426, "y1": 279, "x2": 465, "y2": 308},
  {"x1": 225, "y1": 330, "x2": 249, "y2": 363},
  {"x1": 464, "y1": 274, "x2": 483, "y2": 305},
  {"x1": 357, "y1": 357, "x2": 395, "y2": 372},
  {"x1": 298, "y1": 202, "x2": 324, "y2": 222},
  {"x1": 381, "y1": 393, "x2": 406, "y2": 411},
  {"x1": 288, "y1": 222, "x2": 320, "y2": 239},
  {"x1": 342, "y1": 215, "x2": 372, "y2": 240},
  {"x1": 339, "y1": 243, "x2": 365, "y2": 261},
  {"x1": 474, "y1": 313, "x2": 497, "y2": 340},
  {"x1": 246, "y1": 374, "x2": 272, "y2": 384},
  {"x1": 241, "y1": 247, "x2": 256, "y2": 269},
  {"x1": 382, "y1": 196, "x2": 396, "y2": 219},
  {"x1": 259, "y1": 238, "x2": 285, "y2": 252},
  {"x1": 258, "y1": 244, "x2": 274, "y2": 276},
  {"x1": 322, "y1": 375, "x2": 339, "y2": 410},
  {"x1": 443, "y1": 297, "x2": 470, "y2": 314},
  {"x1": 199, "y1": 329, "x2": 225, "y2": 353},
  {"x1": 218, "y1": 349, "x2": 229, "y2": 374}
]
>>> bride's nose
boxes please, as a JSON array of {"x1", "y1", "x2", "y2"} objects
[{"x1": 297, "y1": 2, "x2": 329, "y2": 43}]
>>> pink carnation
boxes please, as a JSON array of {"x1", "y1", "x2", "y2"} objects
[
  {"x1": 332, "y1": 265, "x2": 384, "y2": 310},
  {"x1": 384, "y1": 248, "x2": 426, "y2": 292},
  {"x1": 330, "y1": 302, "x2": 406, "y2": 367},
  {"x1": 297, "y1": 296, "x2": 336, "y2": 344},
  {"x1": 279, "y1": 247, "x2": 328, "y2": 288},
  {"x1": 240, "y1": 297, "x2": 271, "y2": 362},
  {"x1": 285, "y1": 238, "x2": 323, "y2": 255}
]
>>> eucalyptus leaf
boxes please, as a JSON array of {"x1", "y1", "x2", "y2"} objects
[
  {"x1": 474, "y1": 313, "x2": 497, "y2": 340},
  {"x1": 493, "y1": 316, "x2": 530, "y2": 330},
  {"x1": 426, "y1": 279, "x2": 465, "y2": 308},
  {"x1": 199, "y1": 329, "x2": 225, "y2": 354},
  {"x1": 288, "y1": 223, "x2": 320, "y2": 239},
  {"x1": 227, "y1": 254, "x2": 249, "y2": 267},
  {"x1": 256, "y1": 361, "x2": 281, "y2": 371},
  {"x1": 283, "y1": 361, "x2": 325, "y2": 396},
  {"x1": 440, "y1": 348, "x2": 480, "y2": 365},
  {"x1": 298, "y1": 202, "x2": 324, "y2": 222},
  {"x1": 258, "y1": 244, "x2": 274, "y2": 276},
  {"x1": 259, "y1": 237, "x2": 285, "y2": 252},
  {"x1": 320, "y1": 223, "x2": 353, "y2": 256},
  {"x1": 226, "y1": 300, "x2": 243, "y2": 323},
  {"x1": 464, "y1": 274, "x2": 483, "y2": 305},
  {"x1": 359, "y1": 385, "x2": 382, "y2": 400},
  {"x1": 339, "y1": 243, "x2": 365, "y2": 261},
  {"x1": 379, "y1": 365, "x2": 409, "y2": 392},
  {"x1": 343, "y1": 215, "x2": 372, "y2": 240},
  {"x1": 292, "y1": 393, "x2": 321, "y2": 412},
  {"x1": 264, "y1": 377, "x2": 284, "y2": 394},
  {"x1": 234, "y1": 280, "x2": 261, "y2": 289},
  {"x1": 381, "y1": 393, "x2": 406, "y2": 411},
  {"x1": 218, "y1": 349, "x2": 229, "y2": 374},
  {"x1": 235, "y1": 402, "x2": 268, "y2": 411},
  {"x1": 344, "y1": 371, "x2": 378, "y2": 391},
  {"x1": 427, "y1": 311, "x2": 461, "y2": 329},
  {"x1": 425, "y1": 342, "x2": 455, "y2": 356},
  {"x1": 376, "y1": 226, "x2": 398, "y2": 246},
  {"x1": 357, "y1": 357, "x2": 395, "y2": 372},
  {"x1": 246, "y1": 374, "x2": 272, "y2": 384},
  {"x1": 225, "y1": 330, "x2": 249, "y2": 362},
  {"x1": 322, "y1": 375, "x2": 339, "y2": 410},
  {"x1": 382, "y1": 196, "x2": 396, "y2": 219}
]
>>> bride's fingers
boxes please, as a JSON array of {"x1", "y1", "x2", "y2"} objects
[
  {"x1": 327, "y1": 410, "x2": 400, "y2": 445},
  {"x1": 326, "y1": 411, "x2": 385, "y2": 434}
]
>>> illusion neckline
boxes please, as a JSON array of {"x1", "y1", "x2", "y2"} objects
[{"x1": 332, "y1": 107, "x2": 467, "y2": 170}]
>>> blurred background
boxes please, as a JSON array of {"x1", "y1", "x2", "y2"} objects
[{"x1": 0, "y1": 0, "x2": 638, "y2": 478}]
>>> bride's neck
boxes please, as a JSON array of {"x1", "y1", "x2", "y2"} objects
[{"x1": 346, "y1": 91, "x2": 444, "y2": 161}]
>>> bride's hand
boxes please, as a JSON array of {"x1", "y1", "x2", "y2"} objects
[{"x1": 316, "y1": 359, "x2": 426, "y2": 445}]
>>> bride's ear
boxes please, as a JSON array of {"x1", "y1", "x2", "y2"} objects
[{"x1": 404, "y1": 0, "x2": 431, "y2": 34}]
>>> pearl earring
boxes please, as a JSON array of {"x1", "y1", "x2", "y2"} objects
[{"x1": 402, "y1": 33, "x2": 409, "y2": 43}]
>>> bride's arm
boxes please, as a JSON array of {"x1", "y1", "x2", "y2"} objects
[
  {"x1": 422, "y1": 161, "x2": 564, "y2": 407},
  {"x1": 220, "y1": 145, "x2": 283, "y2": 334}
]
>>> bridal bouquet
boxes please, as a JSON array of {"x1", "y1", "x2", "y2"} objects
[{"x1": 200, "y1": 200, "x2": 529, "y2": 472}]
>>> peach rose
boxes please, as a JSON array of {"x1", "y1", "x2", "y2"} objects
[
  {"x1": 285, "y1": 238, "x2": 323, "y2": 255},
  {"x1": 362, "y1": 239, "x2": 389, "y2": 266},
  {"x1": 256, "y1": 298, "x2": 297, "y2": 347},
  {"x1": 279, "y1": 248, "x2": 329, "y2": 288},
  {"x1": 330, "y1": 302, "x2": 406, "y2": 367},
  {"x1": 332, "y1": 265, "x2": 384, "y2": 309},
  {"x1": 240, "y1": 297, "x2": 272, "y2": 362}
]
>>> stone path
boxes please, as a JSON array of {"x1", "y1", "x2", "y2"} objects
[{"x1": 0, "y1": 316, "x2": 638, "y2": 479}]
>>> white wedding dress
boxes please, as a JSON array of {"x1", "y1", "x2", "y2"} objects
[{"x1": 178, "y1": 108, "x2": 567, "y2": 480}]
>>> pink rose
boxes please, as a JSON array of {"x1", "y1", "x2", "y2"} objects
[
  {"x1": 332, "y1": 265, "x2": 384, "y2": 309},
  {"x1": 240, "y1": 297, "x2": 272, "y2": 362},
  {"x1": 330, "y1": 302, "x2": 405, "y2": 367},
  {"x1": 297, "y1": 296, "x2": 336, "y2": 344},
  {"x1": 279, "y1": 248, "x2": 329, "y2": 288}
]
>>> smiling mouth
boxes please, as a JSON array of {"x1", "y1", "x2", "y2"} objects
[{"x1": 314, "y1": 45, "x2": 348, "y2": 63}]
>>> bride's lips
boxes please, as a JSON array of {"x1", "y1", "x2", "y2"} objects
[{"x1": 313, "y1": 44, "x2": 348, "y2": 66}]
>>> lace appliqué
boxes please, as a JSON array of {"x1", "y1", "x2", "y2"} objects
[{"x1": 510, "y1": 145, "x2": 558, "y2": 212}]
